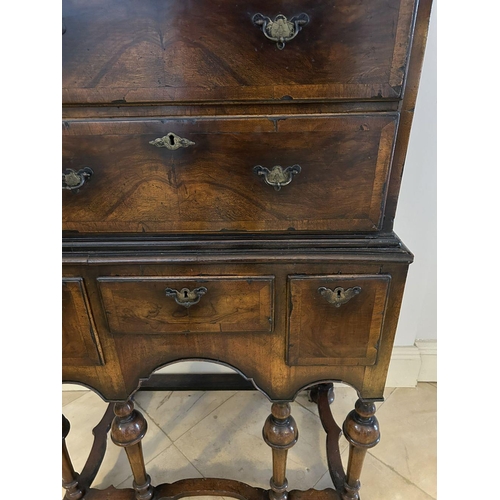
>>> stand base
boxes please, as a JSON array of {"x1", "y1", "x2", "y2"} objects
[{"x1": 81, "y1": 479, "x2": 342, "y2": 500}]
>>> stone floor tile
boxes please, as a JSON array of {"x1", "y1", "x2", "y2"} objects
[
  {"x1": 117, "y1": 443, "x2": 203, "y2": 488},
  {"x1": 63, "y1": 390, "x2": 86, "y2": 406},
  {"x1": 368, "y1": 383, "x2": 437, "y2": 498},
  {"x1": 134, "y1": 390, "x2": 236, "y2": 442},
  {"x1": 315, "y1": 451, "x2": 435, "y2": 499},
  {"x1": 173, "y1": 391, "x2": 328, "y2": 490},
  {"x1": 63, "y1": 390, "x2": 172, "y2": 489}
]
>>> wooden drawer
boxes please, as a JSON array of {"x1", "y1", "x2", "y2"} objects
[
  {"x1": 287, "y1": 274, "x2": 391, "y2": 366},
  {"x1": 62, "y1": 114, "x2": 398, "y2": 233},
  {"x1": 62, "y1": 0, "x2": 416, "y2": 104},
  {"x1": 62, "y1": 277, "x2": 103, "y2": 366},
  {"x1": 98, "y1": 276, "x2": 274, "y2": 334}
]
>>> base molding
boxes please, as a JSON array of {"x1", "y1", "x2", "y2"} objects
[
  {"x1": 63, "y1": 341, "x2": 437, "y2": 392},
  {"x1": 385, "y1": 340, "x2": 437, "y2": 387},
  {"x1": 415, "y1": 339, "x2": 438, "y2": 382}
]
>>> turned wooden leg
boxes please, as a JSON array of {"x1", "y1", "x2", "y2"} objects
[
  {"x1": 62, "y1": 414, "x2": 84, "y2": 500},
  {"x1": 342, "y1": 399, "x2": 380, "y2": 500},
  {"x1": 110, "y1": 399, "x2": 154, "y2": 500},
  {"x1": 262, "y1": 403, "x2": 298, "y2": 500}
]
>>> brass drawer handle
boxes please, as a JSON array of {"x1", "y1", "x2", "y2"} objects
[
  {"x1": 149, "y1": 132, "x2": 195, "y2": 150},
  {"x1": 165, "y1": 287, "x2": 208, "y2": 308},
  {"x1": 318, "y1": 286, "x2": 362, "y2": 308},
  {"x1": 252, "y1": 13, "x2": 310, "y2": 50},
  {"x1": 253, "y1": 164, "x2": 301, "y2": 191},
  {"x1": 62, "y1": 167, "x2": 93, "y2": 191}
]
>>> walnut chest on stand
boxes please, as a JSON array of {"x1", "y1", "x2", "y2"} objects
[{"x1": 62, "y1": 1, "x2": 433, "y2": 498}]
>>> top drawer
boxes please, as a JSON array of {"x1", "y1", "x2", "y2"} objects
[{"x1": 62, "y1": 0, "x2": 416, "y2": 105}]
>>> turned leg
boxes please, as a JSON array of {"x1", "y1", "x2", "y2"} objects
[
  {"x1": 262, "y1": 403, "x2": 298, "y2": 500},
  {"x1": 110, "y1": 399, "x2": 154, "y2": 500},
  {"x1": 62, "y1": 414, "x2": 84, "y2": 500},
  {"x1": 342, "y1": 399, "x2": 380, "y2": 500}
]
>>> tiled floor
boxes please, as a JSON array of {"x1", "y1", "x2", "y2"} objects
[{"x1": 62, "y1": 383, "x2": 436, "y2": 500}]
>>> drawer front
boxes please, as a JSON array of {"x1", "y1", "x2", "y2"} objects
[
  {"x1": 287, "y1": 275, "x2": 391, "y2": 366},
  {"x1": 62, "y1": 278, "x2": 104, "y2": 366},
  {"x1": 62, "y1": 0, "x2": 416, "y2": 104},
  {"x1": 62, "y1": 114, "x2": 397, "y2": 233},
  {"x1": 98, "y1": 276, "x2": 274, "y2": 334}
]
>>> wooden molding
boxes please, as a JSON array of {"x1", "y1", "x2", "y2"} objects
[{"x1": 63, "y1": 341, "x2": 437, "y2": 393}]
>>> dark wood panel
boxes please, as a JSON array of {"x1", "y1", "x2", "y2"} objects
[
  {"x1": 62, "y1": 0, "x2": 416, "y2": 104},
  {"x1": 62, "y1": 114, "x2": 398, "y2": 233},
  {"x1": 287, "y1": 275, "x2": 391, "y2": 366},
  {"x1": 139, "y1": 373, "x2": 256, "y2": 391},
  {"x1": 62, "y1": 277, "x2": 104, "y2": 366},
  {"x1": 98, "y1": 276, "x2": 274, "y2": 334},
  {"x1": 61, "y1": 233, "x2": 405, "y2": 252},
  {"x1": 61, "y1": 101, "x2": 401, "y2": 120}
]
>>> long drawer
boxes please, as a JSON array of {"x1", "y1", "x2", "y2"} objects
[
  {"x1": 62, "y1": 114, "x2": 398, "y2": 234},
  {"x1": 62, "y1": 0, "x2": 416, "y2": 104}
]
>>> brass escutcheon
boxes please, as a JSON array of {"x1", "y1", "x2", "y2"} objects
[
  {"x1": 252, "y1": 13, "x2": 310, "y2": 50},
  {"x1": 165, "y1": 287, "x2": 208, "y2": 308},
  {"x1": 149, "y1": 132, "x2": 195, "y2": 150},
  {"x1": 318, "y1": 286, "x2": 362, "y2": 308}
]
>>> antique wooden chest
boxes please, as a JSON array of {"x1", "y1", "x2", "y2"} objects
[{"x1": 62, "y1": 1, "x2": 433, "y2": 498}]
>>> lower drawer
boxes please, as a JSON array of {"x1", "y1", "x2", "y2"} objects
[
  {"x1": 287, "y1": 275, "x2": 391, "y2": 366},
  {"x1": 98, "y1": 276, "x2": 274, "y2": 334}
]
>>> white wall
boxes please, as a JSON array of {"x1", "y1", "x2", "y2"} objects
[{"x1": 393, "y1": 4, "x2": 437, "y2": 345}]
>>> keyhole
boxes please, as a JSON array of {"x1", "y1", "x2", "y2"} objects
[
  {"x1": 184, "y1": 290, "x2": 189, "y2": 298},
  {"x1": 168, "y1": 134, "x2": 175, "y2": 146},
  {"x1": 337, "y1": 289, "x2": 342, "y2": 297}
]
